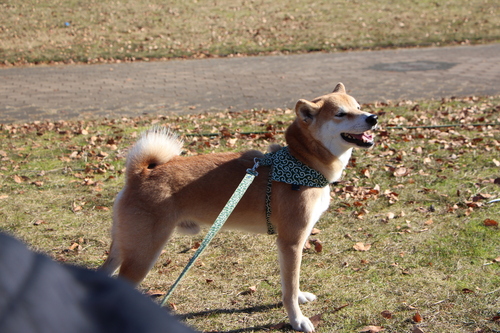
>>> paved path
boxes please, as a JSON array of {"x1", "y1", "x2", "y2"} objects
[{"x1": 0, "y1": 43, "x2": 499, "y2": 124}]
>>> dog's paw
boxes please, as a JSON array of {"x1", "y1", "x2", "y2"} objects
[
  {"x1": 298, "y1": 291, "x2": 317, "y2": 304},
  {"x1": 291, "y1": 315, "x2": 316, "y2": 332}
]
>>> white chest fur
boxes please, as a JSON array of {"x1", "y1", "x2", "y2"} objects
[
  {"x1": 309, "y1": 186, "x2": 331, "y2": 227},
  {"x1": 329, "y1": 148, "x2": 352, "y2": 182}
]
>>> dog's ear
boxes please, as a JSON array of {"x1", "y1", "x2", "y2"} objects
[
  {"x1": 296, "y1": 99, "x2": 320, "y2": 124},
  {"x1": 332, "y1": 82, "x2": 346, "y2": 94}
]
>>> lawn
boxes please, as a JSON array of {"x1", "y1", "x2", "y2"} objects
[
  {"x1": 1, "y1": 0, "x2": 499, "y2": 65},
  {"x1": 1, "y1": 96, "x2": 499, "y2": 332}
]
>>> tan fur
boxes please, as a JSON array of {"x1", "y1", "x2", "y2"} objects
[{"x1": 101, "y1": 83, "x2": 377, "y2": 332}]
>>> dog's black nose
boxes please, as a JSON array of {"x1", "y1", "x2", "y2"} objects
[{"x1": 366, "y1": 114, "x2": 378, "y2": 126}]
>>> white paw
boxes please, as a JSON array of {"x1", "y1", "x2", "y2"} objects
[
  {"x1": 291, "y1": 315, "x2": 316, "y2": 332},
  {"x1": 298, "y1": 291, "x2": 317, "y2": 304}
]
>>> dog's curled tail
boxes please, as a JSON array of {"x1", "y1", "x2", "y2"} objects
[{"x1": 126, "y1": 126, "x2": 183, "y2": 177}]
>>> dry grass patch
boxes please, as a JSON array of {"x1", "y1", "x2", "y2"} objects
[
  {"x1": 1, "y1": 0, "x2": 499, "y2": 65},
  {"x1": 1, "y1": 96, "x2": 499, "y2": 332}
]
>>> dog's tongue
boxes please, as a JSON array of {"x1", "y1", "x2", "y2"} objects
[
  {"x1": 352, "y1": 132, "x2": 373, "y2": 142},
  {"x1": 362, "y1": 132, "x2": 373, "y2": 142}
]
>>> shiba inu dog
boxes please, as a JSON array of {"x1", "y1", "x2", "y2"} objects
[{"x1": 101, "y1": 83, "x2": 377, "y2": 332}]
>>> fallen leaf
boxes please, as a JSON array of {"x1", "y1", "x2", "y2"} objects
[
  {"x1": 412, "y1": 325, "x2": 425, "y2": 333},
  {"x1": 393, "y1": 167, "x2": 408, "y2": 177},
  {"x1": 311, "y1": 239, "x2": 323, "y2": 253},
  {"x1": 359, "y1": 325, "x2": 385, "y2": 332},
  {"x1": 362, "y1": 168, "x2": 371, "y2": 178},
  {"x1": 484, "y1": 219, "x2": 498, "y2": 227},
  {"x1": 493, "y1": 256, "x2": 500, "y2": 263},
  {"x1": 333, "y1": 303, "x2": 350, "y2": 312},
  {"x1": 353, "y1": 242, "x2": 372, "y2": 251},
  {"x1": 68, "y1": 242, "x2": 82, "y2": 251},
  {"x1": 239, "y1": 285, "x2": 257, "y2": 295},
  {"x1": 13, "y1": 175, "x2": 23, "y2": 183},
  {"x1": 381, "y1": 310, "x2": 393, "y2": 319},
  {"x1": 311, "y1": 228, "x2": 321, "y2": 235},
  {"x1": 424, "y1": 219, "x2": 433, "y2": 225},
  {"x1": 269, "y1": 322, "x2": 288, "y2": 330},
  {"x1": 33, "y1": 220, "x2": 46, "y2": 226},
  {"x1": 462, "y1": 288, "x2": 474, "y2": 294},
  {"x1": 309, "y1": 313, "x2": 323, "y2": 328},
  {"x1": 413, "y1": 312, "x2": 422, "y2": 323},
  {"x1": 226, "y1": 138, "x2": 238, "y2": 147}
]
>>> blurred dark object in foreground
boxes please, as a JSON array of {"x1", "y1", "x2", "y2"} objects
[{"x1": 0, "y1": 232, "x2": 197, "y2": 333}]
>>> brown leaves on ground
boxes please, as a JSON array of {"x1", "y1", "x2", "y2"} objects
[
  {"x1": 353, "y1": 242, "x2": 372, "y2": 252},
  {"x1": 412, "y1": 312, "x2": 423, "y2": 323},
  {"x1": 381, "y1": 310, "x2": 393, "y2": 319},
  {"x1": 483, "y1": 219, "x2": 498, "y2": 227},
  {"x1": 304, "y1": 238, "x2": 323, "y2": 253},
  {"x1": 310, "y1": 239, "x2": 323, "y2": 253},
  {"x1": 2, "y1": 97, "x2": 500, "y2": 333}
]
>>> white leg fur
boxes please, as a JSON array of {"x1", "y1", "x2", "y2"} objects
[
  {"x1": 298, "y1": 291, "x2": 317, "y2": 304},
  {"x1": 277, "y1": 186, "x2": 330, "y2": 332}
]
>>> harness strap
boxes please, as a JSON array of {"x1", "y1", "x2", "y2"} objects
[{"x1": 264, "y1": 167, "x2": 276, "y2": 235}]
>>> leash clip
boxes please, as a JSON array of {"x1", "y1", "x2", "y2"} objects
[{"x1": 246, "y1": 158, "x2": 260, "y2": 176}]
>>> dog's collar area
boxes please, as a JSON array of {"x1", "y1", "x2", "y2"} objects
[
  {"x1": 257, "y1": 147, "x2": 330, "y2": 188},
  {"x1": 256, "y1": 147, "x2": 330, "y2": 235}
]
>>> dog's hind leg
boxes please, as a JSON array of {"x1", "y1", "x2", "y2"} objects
[{"x1": 116, "y1": 214, "x2": 177, "y2": 286}]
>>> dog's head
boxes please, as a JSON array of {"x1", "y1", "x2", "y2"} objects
[{"x1": 295, "y1": 83, "x2": 377, "y2": 156}]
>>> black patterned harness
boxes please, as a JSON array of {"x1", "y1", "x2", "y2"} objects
[{"x1": 256, "y1": 147, "x2": 330, "y2": 234}]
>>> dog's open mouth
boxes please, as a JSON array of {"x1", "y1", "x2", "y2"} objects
[{"x1": 341, "y1": 131, "x2": 374, "y2": 147}]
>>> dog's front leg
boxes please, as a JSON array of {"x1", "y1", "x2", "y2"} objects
[{"x1": 277, "y1": 236, "x2": 316, "y2": 333}]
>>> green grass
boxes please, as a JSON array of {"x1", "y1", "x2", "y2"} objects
[
  {"x1": 1, "y1": 97, "x2": 500, "y2": 332},
  {"x1": 1, "y1": 0, "x2": 499, "y2": 65}
]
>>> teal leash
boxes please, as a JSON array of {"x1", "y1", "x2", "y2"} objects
[{"x1": 160, "y1": 160, "x2": 260, "y2": 307}]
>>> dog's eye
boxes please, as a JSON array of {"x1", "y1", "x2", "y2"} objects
[
  {"x1": 357, "y1": 106, "x2": 361, "y2": 110},
  {"x1": 335, "y1": 112, "x2": 347, "y2": 117}
]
